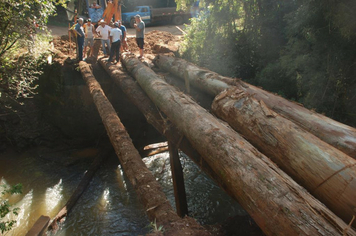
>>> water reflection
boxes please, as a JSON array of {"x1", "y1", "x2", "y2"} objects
[
  {"x1": 1, "y1": 147, "x2": 246, "y2": 235},
  {"x1": 143, "y1": 151, "x2": 247, "y2": 225},
  {"x1": 115, "y1": 165, "x2": 129, "y2": 204},
  {"x1": 56, "y1": 157, "x2": 150, "y2": 236},
  {"x1": 46, "y1": 179, "x2": 63, "y2": 215}
]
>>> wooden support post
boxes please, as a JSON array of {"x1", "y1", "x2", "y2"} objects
[
  {"x1": 168, "y1": 141, "x2": 188, "y2": 217},
  {"x1": 25, "y1": 215, "x2": 50, "y2": 236}
]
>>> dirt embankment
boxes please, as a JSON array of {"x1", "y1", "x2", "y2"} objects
[
  {"x1": 49, "y1": 26, "x2": 183, "y2": 61},
  {"x1": 48, "y1": 24, "x2": 185, "y2": 38}
]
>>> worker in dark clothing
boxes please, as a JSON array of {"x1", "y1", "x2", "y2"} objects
[{"x1": 74, "y1": 18, "x2": 85, "y2": 61}]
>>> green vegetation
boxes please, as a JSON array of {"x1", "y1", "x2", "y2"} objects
[
  {"x1": 0, "y1": 0, "x2": 65, "y2": 98},
  {"x1": 148, "y1": 219, "x2": 164, "y2": 234},
  {"x1": 179, "y1": 0, "x2": 356, "y2": 126},
  {"x1": 0, "y1": 184, "x2": 22, "y2": 234}
]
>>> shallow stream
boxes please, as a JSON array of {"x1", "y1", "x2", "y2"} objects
[{"x1": 0, "y1": 147, "x2": 246, "y2": 235}]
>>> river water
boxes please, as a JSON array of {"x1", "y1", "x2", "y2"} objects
[{"x1": 0, "y1": 147, "x2": 246, "y2": 235}]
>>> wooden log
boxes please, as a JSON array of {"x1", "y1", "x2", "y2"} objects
[
  {"x1": 122, "y1": 54, "x2": 356, "y2": 236},
  {"x1": 78, "y1": 61, "x2": 210, "y2": 235},
  {"x1": 98, "y1": 58, "x2": 231, "y2": 198},
  {"x1": 48, "y1": 148, "x2": 110, "y2": 232},
  {"x1": 212, "y1": 87, "x2": 356, "y2": 227},
  {"x1": 153, "y1": 54, "x2": 356, "y2": 159},
  {"x1": 26, "y1": 215, "x2": 50, "y2": 236}
]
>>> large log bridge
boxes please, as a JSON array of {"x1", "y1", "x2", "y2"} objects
[
  {"x1": 153, "y1": 55, "x2": 356, "y2": 227},
  {"x1": 71, "y1": 55, "x2": 356, "y2": 235},
  {"x1": 119, "y1": 54, "x2": 355, "y2": 236},
  {"x1": 78, "y1": 62, "x2": 210, "y2": 235}
]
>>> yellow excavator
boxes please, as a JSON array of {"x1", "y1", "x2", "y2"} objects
[{"x1": 66, "y1": 0, "x2": 122, "y2": 25}]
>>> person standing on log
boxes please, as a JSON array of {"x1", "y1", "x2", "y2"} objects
[
  {"x1": 96, "y1": 19, "x2": 111, "y2": 56},
  {"x1": 107, "y1": 22, "x2": 122, "y2": 64},
  {"x1": 74, "y1": 18, "x2": 85, "y2": 61},
  {"x1": 134, "y1": 14, "x2": 145, "y2": 59},
  {"x1": 118, "y1": 20, "x2": 128, "y2": 52},
  {"x1": 83, "y1": 18, "x2": 95, "y2": 59}
]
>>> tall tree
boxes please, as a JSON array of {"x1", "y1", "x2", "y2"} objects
[
  {"x1": 259, "y1": 0, "x2": 356, "y2": 125},
  {"x1": 178, "y1": 0, "x2": 356, "y2": 126},
  {"x1": 0, "y1": 0, "x2": 61, "y2": 97}
]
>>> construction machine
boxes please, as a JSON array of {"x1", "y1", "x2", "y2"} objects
[{"x1": 66, "y1": 0, "x2": 122, "y2": 24}]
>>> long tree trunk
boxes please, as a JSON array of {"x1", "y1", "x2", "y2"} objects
[
  {"x1": 153, "y1": 54, "x2": 356, "y2": 159},
  {"x1": 98, "y1": 58, "x2": 235, "y2": 198},
  {"x1": 122, "y1": 54, "x2": 356, "y2": 236},
  {"x1": 78, "y1": 61, "x2": 210, "y2": 235},
  {"x1": 212, "y1": 87, "x2": 356, "y2": 227}
]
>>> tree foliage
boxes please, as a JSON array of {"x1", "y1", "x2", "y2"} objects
[
  {"x1": 178, "y1": 0, "x2": 356, "y2": 126},
  {"x1": 0, "y1": 0, "x2": 64, "y2": 98},
  {"x1": 0, "y1": 0, "x2": 57, "y2": 57},
  {"x1": 0, "y1": 184, "x2": 22, "y2": 234}
]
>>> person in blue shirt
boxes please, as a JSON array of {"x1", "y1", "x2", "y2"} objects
[
  {"x1": 117, "y1": 20, "x2": 128, "y2": 52},
  {"x1": 74, "y1": 18, "x2": 85, "y2": 61}
]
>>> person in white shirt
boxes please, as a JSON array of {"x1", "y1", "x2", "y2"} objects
[
  {"x1": 83, "y1": 18, "x2": 96, "y2": 58},
  {"x1": 96, "y1": 19, "x2": 111, "y2": 56},
  {"x1": 107, "y1": 22, "x2": 122, "y2": 64}
]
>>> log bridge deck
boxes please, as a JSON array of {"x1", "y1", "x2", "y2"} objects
[{"x1": 28, "y1": 53, "x2": 356, "y2": 236}]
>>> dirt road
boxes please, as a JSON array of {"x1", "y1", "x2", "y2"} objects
[{"x1": 48, "y1": 24, "x2": 185, "y2": 38}]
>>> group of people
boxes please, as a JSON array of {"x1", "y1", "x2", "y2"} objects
[{"x1": 74, "y1": 14, "x2": 145, "y2": 63}]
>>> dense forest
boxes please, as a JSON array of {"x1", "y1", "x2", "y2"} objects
[{"x1": 177, "y1": 0, "x2": 356, "y2": 127}]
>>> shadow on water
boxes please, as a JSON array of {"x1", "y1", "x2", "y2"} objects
[
  {"x1": 143, "y1": 152, "x2": 247, "y2": 225},
  {"x1": 0, "y1": 148, "x2": 88, "y2": 235},
  {"x1": 1, "y1": 146, "x2": 249, "y2": 235}
]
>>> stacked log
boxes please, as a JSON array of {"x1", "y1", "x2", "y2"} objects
[
  {"x1": 153, "y1": 54, "x2": 356, "y2": 159},
  {"x1": 211, "y1": 87, "x2": 356, "y2": 227},
  {"x1": 78, "y1": 61, "x2": 210, "y2": 235},
  {"x1": 122, "y1": 54, "x2": 355, "y2": 236},
  {"x1": 98, "y1": 58, "x2": 234, "y2": 197}
]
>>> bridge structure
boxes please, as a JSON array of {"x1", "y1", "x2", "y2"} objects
[{"x1": 27, "y1": 52, "x2": 356, "y2": 236}]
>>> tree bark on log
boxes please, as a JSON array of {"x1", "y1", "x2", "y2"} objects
[
  {"x1": 98, "y1": 58, "x2": 234, "y2": 198},
  {"x1": 122, "y1": 54, "x2": 356, "y2": 236},
  {"x1": 153, "y1": 55, "x2": 356, "y2": 159},
  {"x1": 78, "y1": 61, "x2": 210, "y2": 235},
  {"x1": 212, "y1": 87, "x2": 356, "y2": 227}
]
